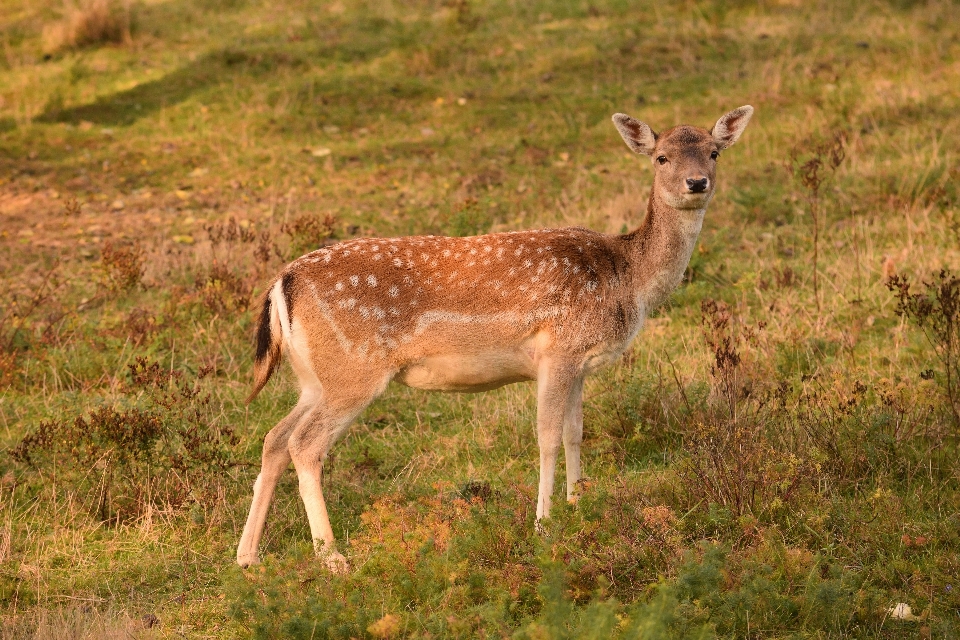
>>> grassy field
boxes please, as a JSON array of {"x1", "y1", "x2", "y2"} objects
[{"x1": 1, "y1": 0, "x2": 960, "y2": 637}]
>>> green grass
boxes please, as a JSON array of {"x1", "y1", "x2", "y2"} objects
[{"x1": 2, "y1": 0, "x2": 960, "y2": 637}]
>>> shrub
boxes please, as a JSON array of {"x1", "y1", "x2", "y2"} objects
[
  {"x1": 281, "y1": 213, "x2": 338, "y2": 258},
  {"x1": 888, "y1": 269, "x2": 960, "y2": 427},
  {"x1": 444, "y1": 197, "x2": 493, "y2": 237},
  {"x1": 0, "y1": 263, "x2": 63, "y2": 388},
  {"x1": 195, "y1": 260, "x2": 252, "y2": 314},
  {"x1": 676, "y1": 300, "x2": 811, "y2": 520},
  {"x1": 98, "y1": 240, "x2": 144, "y2": 291},
  {"x1": 789, "y1": 131, "x2": 846, "y2": 309},
  {"x1": 516, "y1": 542, "x2": 889, "y2": 639},
  {"x1": 10, "y1": 357, "x2": 238, "y2": 522}
]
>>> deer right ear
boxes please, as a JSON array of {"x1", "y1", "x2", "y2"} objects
[{"x1": 612, "y1": 113, "x2": 657, "y2": 156}]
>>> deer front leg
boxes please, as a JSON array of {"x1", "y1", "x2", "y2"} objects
[
  {"x1": 563, "y1": 377, "x2": 584, "y2": 503},
  {"x1": 535, "y1": 360, "x2": 580, "y2": 521}
]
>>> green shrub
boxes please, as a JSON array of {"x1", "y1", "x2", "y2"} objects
[{"x1": 10, "y1": 357, "x2": 238, "y2": 522}]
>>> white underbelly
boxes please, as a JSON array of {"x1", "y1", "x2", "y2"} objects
[{"x1": 395, "y1": 350, "x2": 536, "y2": 392}]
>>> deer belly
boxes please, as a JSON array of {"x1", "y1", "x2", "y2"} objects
[{"x1": 395, "y1": 351, "x2": 535, "y2": 392}]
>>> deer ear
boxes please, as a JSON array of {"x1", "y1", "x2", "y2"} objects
[
  {"x1": 711, "y1": 105, "x2": 754, "y2": 150},
  {"x1": 612, "y1": 113, "x2": 657, "y2": 155}
]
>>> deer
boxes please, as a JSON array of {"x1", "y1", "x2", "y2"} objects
[{"x1": 236, "y1": 106, "x2": 754, "y2": 572}]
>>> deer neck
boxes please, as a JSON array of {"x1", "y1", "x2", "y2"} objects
[{"x1": 624, "y1": 187, "x2": 707, "y2": 312}]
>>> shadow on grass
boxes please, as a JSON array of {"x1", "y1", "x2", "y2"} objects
[{"x1": 35, "y1": 49, "x2": 314, "y2": 126}]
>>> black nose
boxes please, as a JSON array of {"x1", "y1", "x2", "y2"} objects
[{"x1": 686, "y1": 177, "x2": 709, "y2": 193}]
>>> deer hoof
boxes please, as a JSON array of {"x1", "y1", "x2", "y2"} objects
[{"x1": 237, "y1": 552, "x2": 260, "y2": 568}]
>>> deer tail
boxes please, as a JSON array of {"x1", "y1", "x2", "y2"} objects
[{"x1": 246, "y1": 278, "x2": 289, "y2": 404}]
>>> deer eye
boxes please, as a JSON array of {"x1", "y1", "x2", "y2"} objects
[
  {"x1": 710, "y1": 150, "x2": 720, "y2": 160},
  {"x1": 656, "y1": 156, "x2": 668, "y2": 165}
]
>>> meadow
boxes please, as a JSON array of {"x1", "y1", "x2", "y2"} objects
[{"x1": 1, "y1": 0, "x2": 959, "y2": 637}]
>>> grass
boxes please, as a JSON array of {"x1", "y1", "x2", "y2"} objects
[{"x1": 1, "y1": 0, "x2": 960, "y2": 637}]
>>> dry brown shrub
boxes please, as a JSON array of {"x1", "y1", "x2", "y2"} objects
[
  {"x1": 676, "y1": 300, "x2": 812, "y2": 519},
  {"x1": 888, "y1": 269, "x2": 960, "y2": 428},
  {"x1": 0, "y1": 351, "x2": 15, "y2": 388},
  {"x1": 195, "y1": 261, "x2": 252, "y2": 314},
  {"x1": 99, "y1": 241, "x2": 144, "y2": 291},
  {"x1": 42, "y1": 0, "x2": 131, "y2": 55},
  {"x1": 123, "y1": 306, "x2": 159, "y2": 346},
  {"x1": 0, "y1": 263, "x2": 63, "y2": 388},
  {"x1": 351, "y1": 495, "x2": 472, "y2": 564},
  {"x1": 280, "y1": 212, "x2": 338, "y2": 258}
]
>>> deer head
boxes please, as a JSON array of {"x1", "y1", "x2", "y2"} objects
[{"x1": 612, "y1": 106, "x2": 754, "y2": 211}]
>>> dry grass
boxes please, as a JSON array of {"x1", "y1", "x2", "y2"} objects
[
  {"x1": 0, "y1": 607, "x2": 152, "y2": 639},
  {"x1": 41, "y1": 0, "x2": 131, "y2": 55}
]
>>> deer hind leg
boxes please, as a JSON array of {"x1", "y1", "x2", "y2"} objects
[
  {"x1": 237, "y1": 394, "x2": 316, "y2": 568},
  {"x1": 562, "y1": 377, "x2": 585, "y2": 503},
  {"x1": 535, "y1": 361, "x2": 581, "y2": 521},
  {"x1": 288, "y1": 382, "x2": 385, "y2": 573}
]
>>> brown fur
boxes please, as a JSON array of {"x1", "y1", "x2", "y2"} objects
[{"x1": 237, "y1": 106, "x2": 754, "y2": 571}]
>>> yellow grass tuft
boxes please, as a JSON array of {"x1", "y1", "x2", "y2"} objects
[
  {"x1": 41, "y1": 0, "x2": 131, "y2": 55},
  {"x1": 2, "y1": 607, "x2": 148, "y2": 639}
]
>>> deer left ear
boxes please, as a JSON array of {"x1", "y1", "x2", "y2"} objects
[{"x1": 711, "y1": 105, "x2": 754, "y2": 150}]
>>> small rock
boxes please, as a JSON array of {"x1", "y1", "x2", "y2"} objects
[
  {"x1": 888, "y1": 603, "x2": 919, "y2": 621},
  {"x1": 311, "y1": 148, "x2": 332, "y2": 157},
  {"x1": 420, "y1": 127, "x2": 435, "y2": 137},
  {"x1": 110, "y1": 200, "x2": 125, "y2": 211}
]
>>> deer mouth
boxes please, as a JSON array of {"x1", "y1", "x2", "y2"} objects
[{"x1": 664, "y1": 191, "x2": 712, "y2": 210}]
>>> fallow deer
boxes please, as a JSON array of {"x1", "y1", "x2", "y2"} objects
[{"x1": 237, "y1": 106, "x2": 754, "y2": 571}]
